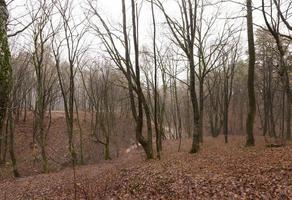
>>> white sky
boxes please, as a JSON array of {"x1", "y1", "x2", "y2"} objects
[
  {"x1": 7, "y1": 0, "x2": 291, "y2": 86},
  {"x1": 7, "y1": 0, "x2": 244, "y2": 48},
  {"x1": 7, "y1": 0, "x2": 289, "y2": 61}
]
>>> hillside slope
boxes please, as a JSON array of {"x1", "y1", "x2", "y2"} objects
[{"x1": 0, "y1": 136, "x2": 292, "y2": 200}]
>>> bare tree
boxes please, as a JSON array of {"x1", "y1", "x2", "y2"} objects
[
  {"x1": 28, "y1": 0, "x2": 57, "y2": 173},
  {"x1": 87, "y1": 0, "x2": 154, "y2": 159},
  {"x1": 222, "y1": 42, "x2": 239, "y2": 143},
  {"x1": 157, "y1": 0, "x2": 200, "y2": 153},
  {"x1": 0, "y1": 0, "x2": 12, "y2": 164},
  {"x1": 195, "y1": 1, "x2": 235, "y2": 142},
  {"x1": 53, "y1": 2, "x2": 85, "y2": 164},
  {"x1": 255, "y1": 29, "x2": 279, "y2": 139},
  {"x1": 151, "y1": 0, "x2": 161, "y2": 159},
  {"x1": 262, "y1": 0, "x2": 292, "y2": 141},
  {"x1": 245, "y1": 0, "x2": 256, "y2": 146}
]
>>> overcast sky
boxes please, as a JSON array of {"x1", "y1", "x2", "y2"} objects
[{"x1": 7, "y1": 0, "x2": 273, "y2": 59}]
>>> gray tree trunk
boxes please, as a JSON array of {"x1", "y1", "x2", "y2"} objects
[{"x1": 245, "y1": 0, "x2": 256, "y2": 146}]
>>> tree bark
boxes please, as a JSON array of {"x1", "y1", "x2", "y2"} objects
[
  {"x1": 245, "y1": 0, "x2": 256, "y2": 146},
  {"x1": 0, "y1": 0, "x2": 12, "y2": 162}
]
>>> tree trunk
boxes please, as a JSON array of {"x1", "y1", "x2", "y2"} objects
[
  {"x1": 8, "y1": 102, "x2": 20, "y2": 177},
  {"x1": 223, "y1": 74, "x2": 229, "y2": 143},
  {"x1": 131, "y1": 0, "x2": 153, "y2": 159},
  {"x1": 0, "y1": 0, "x2": 12, "y2": 162},
  {"x1": 151, "y1": 0, "x2": 161, "y2": 159},
  {"x1": 104, "y1": 136, "x2": 110, "y2": 160},
  {"x1": 74, "y1": 98, "x2": 84, "y2": 165},
  {"x1": 284, "y1": 70, "x2": 291, "y2": 140},
  {"x1": 190, "y1": 57, "x2": 200, "y2": 153},
  {"x1": 286, "y1": 96, "x2": 291, "y2": 140},
  {"x1": 199, "y1": 79, "x2": 204, "y2": 143},
  {"x1": 245, "y1": 0, "x2": 256, "y2": 146}
]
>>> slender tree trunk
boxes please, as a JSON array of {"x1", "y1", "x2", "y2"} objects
[
  {"x1": 186, "y1": 71, "x2": 192, "y2": 139},
  {"x1": 34, "y1": 82, "x2": 48, "y2": 173},
  {"x1": 223, "y1": 74, "x2": 229, "y2": 143},
  {"x1": 174, "y1": 79, "x2": 182, "y2": 152},
  {"x1": 151, "y1": 0, "x2": 160, "y2": 159},
  {"x1": 284, "y1": 72, "x2": 291, "y2": 140},
  {"x1": 40, "y1": 139, "x2": 48, "y2": 173},
  {"x1": 262, "y1": 64, "x2": 268, "y2": 136},
  {"x1": 245, "y1": 0, "x2": 256, "y2": 146},
  {"x1": 23, "y1": 94, "x2": 27, "y2": 122},
  {"x1": 281, "y1": 91, "x2": 285, "y2": 138},
  {"x1": 74, "y1": 98, "x2": 84, "y2": 165},
  {"x1": 199, "y1": 79, "x2": 204, "y2": 143},
  {"x1": 104, "y1": 135, "x2": 110, "y2": 160},
  {"x1": 8, "y1": 102, "x2": 20, "y2": 177},
  {"x1": 286, "y1": 96, "x2": 291, "y2": 140},
  {"x1": 131, "y1": 0, "x2": 153, "y2": 159},
  {"x1": 190, "y1": 57, "x2": 200, "y2": 153},
  {"x1": 70, "y1": 61, "x2": 76, "y2": 161},
  {"x1": 2, "y1": 116, "x2": 8, "y2": 163}
]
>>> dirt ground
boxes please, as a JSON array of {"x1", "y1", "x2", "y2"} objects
[
  {"x1": 0, "y1": 111, "x2": 135, "y2": 179},
  {"x1": 0, "y1": 136, "x2": 291, "y2": 200}
]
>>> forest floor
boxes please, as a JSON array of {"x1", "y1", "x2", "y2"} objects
[{"x1": 0, "y1": 136, "x2": 292, "y2": 200}]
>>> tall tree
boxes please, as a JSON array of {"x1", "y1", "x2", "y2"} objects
[
  {"x1": 30, "y1": 0, "x2": 56, "y2": 173},
  {"x1": 262, "y1": 0, "x2": 292, "y2": 141},
  {"x1": 151, "y1": 0, "x2": 161, "y2": 159},
  {"x1": 52, "y1": 0, "x2": 86, "y2": 164},
  {"x1": 87, "y1": 0, "x2": 154, "y2": 159},
  {"x1": 245, "y1": 0, "x2": 256, "y2": 146},
  {"x1": 0, "y1": 0, "x2": 12, "y2": 162},
  {"x1": 157, "y1": 0, "x2": 200, "y2": 153}
]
